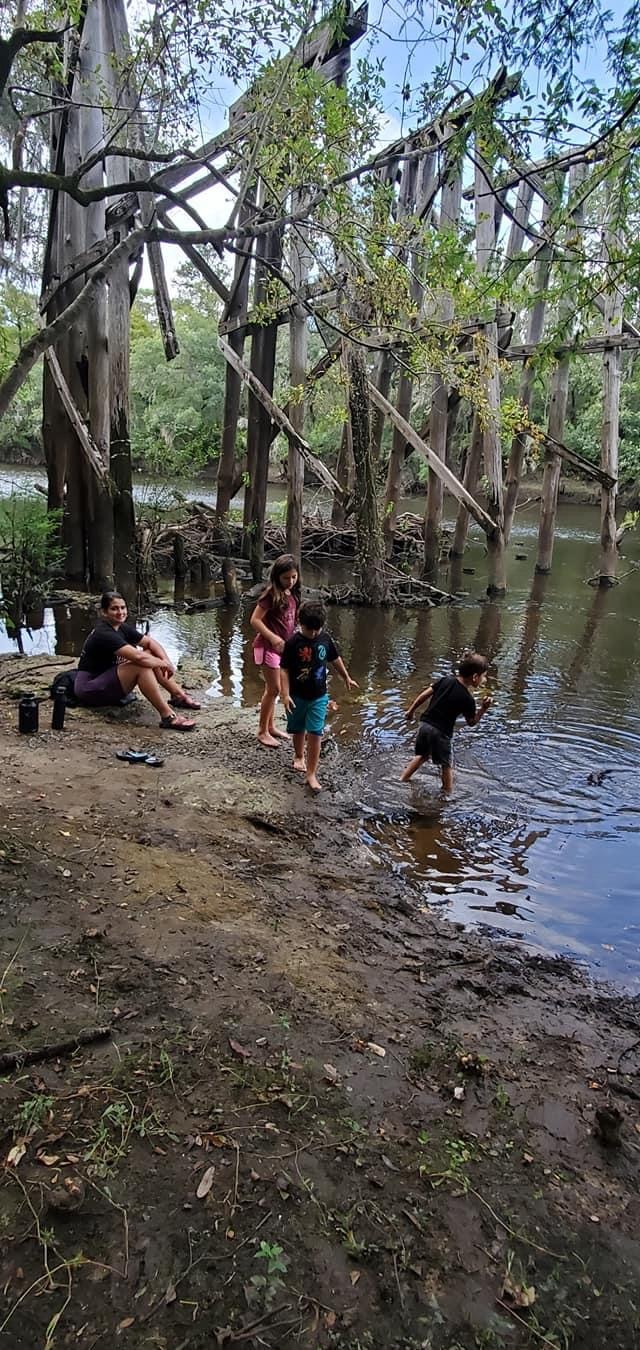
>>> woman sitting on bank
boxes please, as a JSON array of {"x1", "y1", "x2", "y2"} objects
[{"x1": 75, "y1": 591, "x2": 199, "y2": 731}]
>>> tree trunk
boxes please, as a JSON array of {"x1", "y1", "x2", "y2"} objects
[
  {"x1": 423, "y1": 164, "x2": 462, "y2": 580},
  {"x1": 347, "y1": 345, "x2": 388, "y2": 603},
  {"x1": 451, "y1": 150, "x2": 498, "y2": 562},
  {"x1": 423, "y1": 373, "x2": 449, "y2": 580},
  {"x1": 216, "y1": 198, "x2": 254, "y2": 519},
  {"x1": 382, "y1": 153, "x2": 418, "y2": 553},
  {"x1": 79, "y1": 0, "x2": 112, "y2": 591},
  {"x1": 331, "y1": 420, "x2": 352, "y2": 527},
  {"x1": 450, "y1": 414, "x2": 483, "y2": 557},
  {"x1": 536, "y1": 165, "x2": 586, "y2": 574},
  {"x1": 41, "y1": 65, "x2": 69, "y2": 530},
  {"x1": 383, "y1": 372, "x2": 412, "y2": 556},
  {"x1": 58, "y1": 91, "x2": 87, "y2": 586},
  {"x1": 242, "y1": 226, "x2": 282, "y2": 579},
  {"x1": 504, "y1": 198, "x2": 552, "y2": 544},
  {"x1": 109, "y1": 250, "x2": 136, "y2": 599},
  {"x1": 482, "y1": 322, "x2": 506, "y2": 596},
  {"x1": 286, "y1": 206, "x2": 310, "y2": 563},
  {"x1": 370, "y1": 350, "x2": 393, "y2": 463},
  {"x1": 598, "y1": 194, "x2": 623, "y2": 587},
  {"x1": 102, "y1": 0, "x2": 137, "y2": 598}
]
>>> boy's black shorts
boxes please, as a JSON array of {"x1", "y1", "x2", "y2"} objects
[{"x1": 415, "y1": 722, "x2": 452, "y2": 767}]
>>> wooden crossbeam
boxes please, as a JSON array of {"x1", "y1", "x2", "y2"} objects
[{"x1": 504, "y1": 333, "x2": 640, "y2": 360}]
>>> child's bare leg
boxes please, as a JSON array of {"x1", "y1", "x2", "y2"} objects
[
  {"x1": 400, "y1": 754, "x2": 426, "y2": 783},
  {"x1": 258, "y1": 668, "x2": 281, "y2": 747},
  {"x1": 305, "y1": 733, "x2": 322, "y2": 792},
  {"x1": 292, "y1": 733, "x2": 306, "y2": 771},
  {"x1": 441, "y1": 766, "x2": 454, "y2": 793}
]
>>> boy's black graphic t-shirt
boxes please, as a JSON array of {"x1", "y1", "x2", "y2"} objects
[
  {"x1": 78, "y1": 621, "x2": 144, "y2": 676},
  {"x1": 281, "y1": 630, "x2": 339, "y2": 699},
  {"x1": 420, "y1": 674, "x2": 476, "y2": 738}
]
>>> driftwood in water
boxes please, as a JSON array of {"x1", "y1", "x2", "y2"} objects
[
  {"x1": 326, "y1": 568, "x2": 453, "y2": 608},
  {"x1": 222, "y1": 556, "x2": 241, "y2": 602},
  {"x1": 149, "y1": 502, "x2": 432, "y2": 581}
]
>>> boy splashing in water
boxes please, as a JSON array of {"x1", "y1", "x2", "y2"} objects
[
  {"x1": 401, "y1": 652, "x2": 492, "y2": 792},
  {"x1": 280, "y1": 601, "x2": 358, "y2": 793}
]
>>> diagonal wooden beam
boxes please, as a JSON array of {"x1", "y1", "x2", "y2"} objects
[
  {"x1": 218, "y1": 335, "x2": 341, "y2": 494},
  {"x1": 366, "y1": 379, "x2": 497, "y2": 538},
  {"x1": 537, "y1": 429, "x2": 616, "y2": 488},
  {"x1": 44, "y1": 348, "x2": 109, "y2": 486}
]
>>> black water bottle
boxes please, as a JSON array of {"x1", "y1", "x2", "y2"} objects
[
  {"x1": 18, "y1": 695, "x2": 39, "y2": 735},
  {"x1": 51, "y1": 688, "x2": 66, "y2": 731}
]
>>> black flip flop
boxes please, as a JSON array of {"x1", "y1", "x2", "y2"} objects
[{"x1": 116, "y1": 749, "x2": 149, "y2": 763}]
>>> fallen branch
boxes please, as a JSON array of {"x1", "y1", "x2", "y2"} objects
[{"x1": 0, "y1": 1025, "x2": 111, "y2": 1074}]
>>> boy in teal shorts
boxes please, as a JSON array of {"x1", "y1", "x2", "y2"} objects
[{"x1": 280, "y1": 601, "x2": 358, "y2": 792}]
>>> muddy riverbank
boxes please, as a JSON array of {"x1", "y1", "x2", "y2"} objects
[{"x1": 0, "y1": 671, "x2": 639, "y2": 1349}]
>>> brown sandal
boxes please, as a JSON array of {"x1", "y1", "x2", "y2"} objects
[
  {"x1": 169, "y1": 694, "x2": 201, "y2": 710},
  {"x1": 160, "y1": 713, "x2": 196, "y2": 731}
]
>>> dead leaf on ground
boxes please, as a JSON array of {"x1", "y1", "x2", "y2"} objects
[
  {"x1": 350, "y1": 1270, "x2": 361, "y2": 1285},
  {"x1": 228, "y1": 1038, "x2": 251, "y2": 1060},
  {"x1": 197, "y1": 1132, "x2": 229, "y2": 1149},
  {"x1": 117, "y1": 1316, "x2": 135, "y2": 1330},
  {"x1": 6, "y1": 1141, "x2": 27, "y2": 1167},
  {"x1": 323, "y1": 1063, "x2": 339, "y2": 1083},
  {"x1": 366, "y1": 1042, "x2": 386, "y2": 1058},
  {"x1": 196, "y1": 1165, "x2": 216, "y2": 1199},
  {"x1": 164, "y1": 1281, "x2": 177, "y2": 1304}
]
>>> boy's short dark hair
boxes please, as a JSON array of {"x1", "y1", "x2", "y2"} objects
[
  {"x1": 458, "y1": 651, "x2": 488, "y2": 679},
  {"x1": 299, "y1": 600, "x2": 326, "y2": 631}
]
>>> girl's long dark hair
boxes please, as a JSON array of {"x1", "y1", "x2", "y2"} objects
[{"x1": 261, "y1": 554, "x2": 301, "y2": 610}]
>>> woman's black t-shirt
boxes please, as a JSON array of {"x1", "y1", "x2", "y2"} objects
[
  {"x1": 78, "y1": 621, "x2": 144, "y2": 676},
  {"x1": 420, "y1": 675, "x2": 476, "y2": 738}
]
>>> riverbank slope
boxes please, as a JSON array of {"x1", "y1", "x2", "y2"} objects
[{"x1": 0, "y1": 669, "x2": 639, "y2": 1349}]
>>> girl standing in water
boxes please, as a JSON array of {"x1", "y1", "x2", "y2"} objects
[{"x1": 250, "y1": 554, "x2": 301, "y2": 747}]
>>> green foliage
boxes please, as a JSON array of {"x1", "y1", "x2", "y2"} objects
[
  {"x1": 129, "y1": 292, "x2": 227, "y2": 477},
  {"x1": 0, "y1": 494, "x2": 63, "y2": 652},
  {"x1": 0, "y1": 285, "x2": 42, "y2": 460},
  {"x1": 563, "y1": 355, "x2": 640, "y2": 486}
]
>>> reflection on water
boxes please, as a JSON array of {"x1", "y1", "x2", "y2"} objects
[{"x1": 2, "y1": 500, "x2": 640, "y2": 989}]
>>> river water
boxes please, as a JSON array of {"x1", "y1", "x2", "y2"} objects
[{"x1": 2, "y1": 464, "x2": 640, "y2": 989}]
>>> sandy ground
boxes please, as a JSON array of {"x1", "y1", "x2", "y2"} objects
[{"x1": 0, "y1": 657, "x2": 639, "y2": 1350}]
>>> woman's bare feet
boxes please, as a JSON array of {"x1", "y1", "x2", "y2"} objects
[
  {"x1": 292, "y1": 756, "x2": 306, "y2": 772},
  {"x1": 270, "y1": 726, "x2": 291, "y2": 740},
  {"x1": 306, "y1": 774, "x2": 321, "y2": 793},
  {"x1": 258, "y1": 732, "x2": 280, "y2": 748}
]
